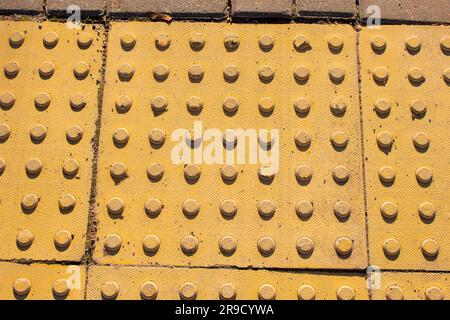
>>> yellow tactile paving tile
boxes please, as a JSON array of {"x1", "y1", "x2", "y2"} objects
[
  {"x1": 360, "y1": 27, "x2": 450, "y2": 271},
  {"x1": 371, "y1": 272, "x2": 449, "y2": 300},
  {"x1": 94, "y1": 22, "x2": 367, "y2": 269},
  {"x1": 0, "y1": 262, "x2": 86, "y2": 300},
  {"x1": 86, "y1": 265, "x2": 368, "y2": 300},
  {"x1": 0, "y1": 22, "x2": 104, "y2": 261}
]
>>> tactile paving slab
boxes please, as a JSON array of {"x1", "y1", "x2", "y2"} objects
[
  {"x1": 0, "y1": 22, "x2": 104, "y2": 261},
  {"x1": 371, "y1": 272, "x2": 449, "y2": 300},
  {"x1": 360, "y1": 26, "x2": 450, "y2": 271},
  {"x1": 86, "y1": 265, "x2": 368, "y2": 300},
  {"x1": 0, "y1": 262, "x2": 86, "y2": 300},
  {"x1": 93, "y1": 22, "x2": 367, "y2": 270}
]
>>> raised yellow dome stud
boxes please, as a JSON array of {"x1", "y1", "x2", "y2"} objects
[
  {"x1": 332, "y1": 165, "x2": 350, "y2": 183},
  {"x1": 153, "y1": 64, "x2": 169, "y2": 81},
  {"x1": 257, "y1": 236, "x2": 276, "y2": 256},
  {"x1": 9, "y1": 31, "x2": 25, "y2": 47},
  {"x1": 21, "y1": 193, "x2": 39, "y2": 211},
  {"x1": 39, "y1": 61, "x2": 55, "y2": 78},
  {"x1": 101, "y1": 281, "x2": 119, "y2": 300},
  {"x1": 328, "y1": 35, "x2": 344, "y2": 51},
  {"x1": 16, "y1": 229, "x2": 34, "y2": 248},
  {"x1": 383, "y1": 238, "x2": 401, "y2": 257},
  {"x1": 142, "y1": 234, "x2": 161, "y2": 253},
  {"x1": 410, "y1": 99, "x2": 427, "y2": 115},
  {"x1": 0, "y1": 157, "x2": 6, "y2": 173},
  {"x1": 52, "y1": 279, "x2": 70, "y2": 297},
  {"x1": 112, "y1": 128, "x2": 129, "y2": 145},
  {"x1": 29, "y1": 124, "x2": 47, "y2": 142},
  {"x1": 374, "y1": 98, "x2": 391, "y2": 115},
  {"x1": 43, "y1": 32, "x2": 59, "y2": 47},
  {"x1": 221, "y1": 164, "x2": 238, "y2": 181},
  {"x1": 62, "y1": 159, "x2": 80, "y2": 176},
  {"x1": 34, "y1": 92, "x2": 51, "y2": 109},
  {"x1": 110, "y1": 162, "x2": 128, "y2": 180},
  {"x1": 180, "y1": 235, "x2": 199, "y2": 255},
  {"x1": 151, "y1": 96, "x2": 168, "y2": 113},
  {"x1": 73, "y1": 62, "x2": 90, "y2": 78},
  {"x1": 184, "y1": 164, "x2": 201, "y2": 181},
  {"x1": 155, "y1": 33, "x2": 170, "y2": 50},
  {"x1": 180, "y1": 282, "x2": 198, "y2": 300},
  {"x1": 293, "y1": 34, "x2": 309, "y2": 51},
  {"x1": 0, "y1": 92, "x2": 16, "y2": 108},
  {"x1": 182, "y1": 199, "x2": 200, "y2": 218},
  {"x1": 149, "y1": 128, "x2": 166, "y2": 146},
  {"x1": 107, "y1": 197, "x2": 125, "y2": 215},
  {"x1": 0, "y1": 123, "x2": 11, "y2": 141},
  {"x1": 259, "y1": 34, "x2": 274, "y2": 51},
  {"x1": 189, "y1": 33, "x2": 205, "y2": 50},
  {"x1": 380, "y1": 201, "x2": 398, "y2": 219},
  {"x1": 188, "y1": 64, "x2": 204, "y2": 82},
  {"x1": 378, "y1": 166, "x2": 396, "y2": 183},
  {"x1": 329, "y1": 97, "x2": 347, "y2": 115},
  {"x1": 258, "y1": 164, "x2": 276, "y2": 182},
  {"x1": 443, "y1": 68, "x2": 450, "y2": 83},
  {"x1": 258, "y1": 97, "x2": 275, "y2": 113},
  {"x1": 220, "y1": 199, "x2": 237, "y2": 218},
  {"x1": 13, "y1": 278, "x2": 31, "y2": 296},
  {"x1": 296, "y1": 236, "x2": 315, "y2": 255},
  {"x1": 118, "y1": 63, "x2": 135, "y2": 80},
  {"x1": 219, "y1": 283, "x2": 237, "y2": 300},
  {"x1": 77, "y1": 32, "x2": 93, "y2": 48},
  {"x1": 4, "y1": 61, "x2": 20, "y2": 77},
  {"x1": 418, "y1": 202, "x2": 436, "y2": 220},
  {"x1": 376, "y1": 131, "x2": 394, "y2": 148},
  {"x1": 186, "y1": 96, "x2": 203, "y2": 113},
  {"x1": 219, "y1": 236, "x2": 237, "y2": 255},
  {"x1": 329, "y1": 66, "x2": 346, "y2": 83},
  {"x1": 54, "y1": 229, "x2": 72, "y2": 249},
  {"x1": 59, "y1": 194, "x2": 76, "y2": 211},
  {"x1": 425, "y1": 286, "x2": 444, "y2": 300},
  {"x1": 334, "y1": 237, "x2": 353, "y2": 255},
  {"x1": 115, "y1": 95, "x2": 132, "y2": 112},
  {"x1": 140, "y1": 282, "x2": 158, "y2": 300},
  {"x1": 415, "y1": 166, "x2": 433, "y2": 184},
  {"x1": 294, "y1": 130, "x2": 311, "y2": 149},
  {"x1": 104, "y1": 234, "x2": 122, "y2": 252},
  {"x1": 421, "y1": 239, "x2": 439, "y2": 257},
  {"x1": 371, "y1": 36, "x2": 386, "y2": 52},
  {"x1": 412, "y1": 132, "x2": 430, "y2": 149},
  {"x1": 294, "y1": 97, "x2": 311, "y2": 115},
  {"x1": 386, "y1": 286, "x2": 404, "y2": 300},
  {"x1": 440, "y1": 36, "x2": 450, "y2": 52},
  {"x1": 296, "y1": 200, "x2": 313, "y2": 219},
  {"x1": 258, "y1": 65, "x2": 275, "y2": 82},
  {"x1": 258, "y1": 284, "x2": 276, "y2": 300},
  {"x1": 222, "y1": 97, "x2": 239, "y2": 113},
  {"x1": 297, "y1": 285, "x2": 316, "y2": 300},
  {"x1": 372, "y1": 67, "x2": 389, "y2": 83},
  {"x1": 408, "y1": 67, "x2": 425, "y2": 83},
  {"x1": 120, "y1": 33, "x2": 136, "y2": 49},
  {"x1": 70, "y1": 93, "x2": 87, "y2": 110},
  {"x1": 144, "y1": 198, "x2": 162, "y2": 217},
  {"x1": 293, "y1": 66, "x2": 310, "y2": 82},
  {"x1": 223, "y1": 65, "x2": 239, "y2": 82},
  {"x1": 147, "y1": 163, "x2": 164, "y2": 181},
  {"x1": 257, "y1": 200, "x2": 276, "y2": 218},
  {"x1": 224, "y1": 34, "x2": 240, "y2": 51},
  {"x1": 25, "y1": 158, "x2": 43, "y2": 175},
  {"x1": 295, "y1": 165, "x2": 312, "y2": 183},
  {"x1": 334, "y1": 200, "x2": 351, "y2": 219},
  {"x1": 66, "y1": 125, "x2": 83, "y2": 143},
  {"x1": 336, "y1": 286, "x2": 355, "y2": 300},
  {"x1": 330, "y1": 131, "x2": 349, "y2": 148},
  {"x1": 405, "y1": 36, "x2": 421, "y2": 52}
]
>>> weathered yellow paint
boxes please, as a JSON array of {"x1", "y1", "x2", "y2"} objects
[
  {"x1": 86, "y1": 265, "x2": 368, "y2": 300},
  {"x1": 0, "y1": 262, "x2": 85, "y2": 300},
  {"x1": 0, "y1": 22, "x2": 104, "y2": 260},
  {"x1": 371, "y1": 272, "x2": 449, "y2": 300},
  {"x1": 360, "y1": 26, "x2": 450, "y2": 270},
  {"x1": 94, "y1": 22, "x2": 367, "y2": 269}
]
